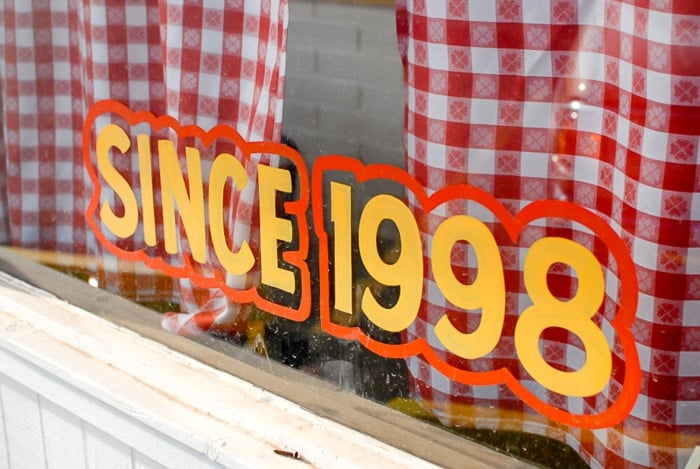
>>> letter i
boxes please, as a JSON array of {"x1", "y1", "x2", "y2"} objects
[{"x1": 137, "y1": 134, "x2": 157, "y2": 247}]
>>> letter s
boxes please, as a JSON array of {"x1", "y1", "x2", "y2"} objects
[{"x1": 96, "y1": 124, "x2": 138, "y2": 239}]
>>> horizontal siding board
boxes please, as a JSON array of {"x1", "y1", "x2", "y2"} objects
[
  {"x1": 132, "y1": 451, "x2": 167, "y2": 469},
  {"x1": 0, "y1": 349, "x2": 224, "y2": 469},
  {"x1": 84, "y1": 424, "x2": 133, "y2": 469},
  {"x1": 0, "y1": 379, "x2": 46, "y2": 469},
  {"x1": 0, "y1": 384, "x2": 9, "y2": 469},
  {"x1": 40, "y1": 397, "x2": 87, "y2": 469}
]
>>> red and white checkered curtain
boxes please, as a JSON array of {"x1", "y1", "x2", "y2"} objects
[
  {"x1": 0, "y1": 0, "x2": 288, "y2": 334},
  {"x1": 396, "y1": 1, "x2": 699, "y2": 467}
]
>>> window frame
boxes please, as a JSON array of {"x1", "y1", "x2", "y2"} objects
[{"x1": 0, "y1": 246, "x2": 528, "y2": 468}]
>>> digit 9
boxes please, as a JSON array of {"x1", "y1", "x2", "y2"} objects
[{"x1": 331, "y1": 182, "x2": 423, "y2": 332}]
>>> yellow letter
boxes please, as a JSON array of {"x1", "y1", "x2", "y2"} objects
[
  {"x1": 96, "y1": 124, "x2": 138, "y2": 239},
  {"x1": 137, "y1": 134, "x2": 156, "y2": 247},
  {"x1": 158, "y1": 141, "x2": 206, "y2": 263},
  {"x1": 208, "y1": 152, "x2": 254, "y2": 275},
  {"x1": 258, "y1": 164, "x2": 294, "y2": 293},
  {"x1": 330, "y1": 182, "x2": 353, "y2": 316}
]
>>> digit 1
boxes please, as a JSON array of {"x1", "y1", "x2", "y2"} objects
[{"x1": 330, "y1": 182, "x2": 353, "y2": 317}]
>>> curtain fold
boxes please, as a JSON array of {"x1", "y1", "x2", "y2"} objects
[
  {"x1": 396, "y1": 1, "x2": 700, "y2": 467},
  {"x1": 0, "y1": 0, "x2": 289, "y2": 334}
]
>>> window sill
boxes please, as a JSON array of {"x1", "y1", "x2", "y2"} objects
[{"x1": 0, "y1": 247, "x2": 526, "y2": 468}]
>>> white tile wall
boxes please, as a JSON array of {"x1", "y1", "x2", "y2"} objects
[{"x1": 283, "y1": 0, "x2": 405, "y2": 169}]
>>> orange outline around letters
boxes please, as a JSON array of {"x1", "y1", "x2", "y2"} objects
[
  {"x1": 83, "y1": 101, "x2": 641, "y2": 429},
  {"x1": 312, "y1": 155, "x2": 641, "y2": 429},
  {"x1": 83, "y1": 100, "x2": 311, "y2": 322}
]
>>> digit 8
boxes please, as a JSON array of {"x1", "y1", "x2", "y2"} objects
[{"x1": 515, "y1": 237, "x2": 612, "y2": 397}]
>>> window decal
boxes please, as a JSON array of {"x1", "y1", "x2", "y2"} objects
[
  {"x1": 313, "y1": 156, "x2": 641, "y2": 429},
  {"x1": 84, "y1": 101, "x2": 641, "y2": 429},
  {"x1": 84, "y1": 100, "x2": 311, "y2": 322}
]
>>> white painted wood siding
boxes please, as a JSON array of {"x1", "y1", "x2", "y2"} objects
[
  {"x1": 0, "y1": 377, "x2": 171, "y2": 469},
  {"x1": 0, "y1": 332, "x2": 223, "y2": 469},
  {"x1": 0, "y1": 271, "x2": 453, "y2": 469}
]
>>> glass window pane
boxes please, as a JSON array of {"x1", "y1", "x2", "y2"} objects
[{"x1": 0, "y1": 1, "x2": 698, "y2": 467}]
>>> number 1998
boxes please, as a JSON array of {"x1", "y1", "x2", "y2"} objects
[{"x1": 312, "y1": 155, "x2": 641, "y2": 429}]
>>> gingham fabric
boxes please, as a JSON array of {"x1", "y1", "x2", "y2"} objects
[
  {"x1": 396, "y1": 1, "x2": 699, "y2": 467},
  {"x1": 0, "y1": 0, "x2": 288, "y2": 334},
  {"x1": 2, "y1": 0, "x2": 699, "y2": 467}
]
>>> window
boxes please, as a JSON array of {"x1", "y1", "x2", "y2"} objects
[{"x1": 1, "y1": 1, "x2": 698, "y2": 468}]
